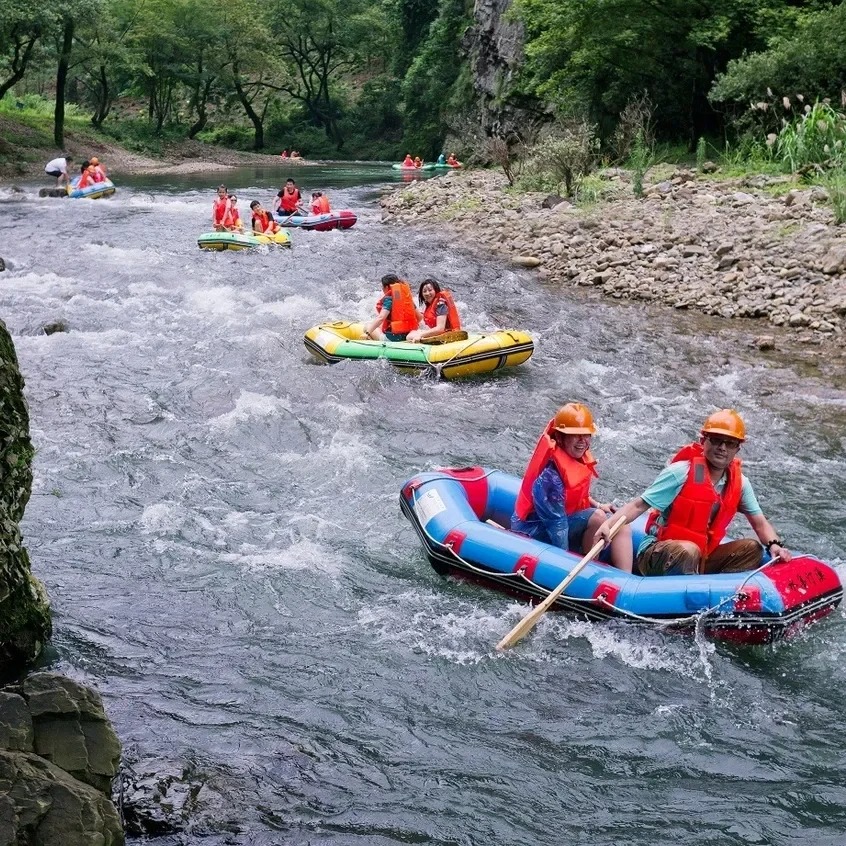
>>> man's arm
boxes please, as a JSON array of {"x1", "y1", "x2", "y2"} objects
[{"x1": 745, "y1": 513, "x2": 792, "y2": 562}]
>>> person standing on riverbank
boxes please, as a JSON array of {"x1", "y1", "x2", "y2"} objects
[
  {"x1": 511, "y1": 403, "x2": 634, "y2": 572},
  {"x1": 44, "y1": 155, "x2": 72, "y2": 186},
  {"x1": 594, "y1": 409, "x2": 792, "y2": 575}
]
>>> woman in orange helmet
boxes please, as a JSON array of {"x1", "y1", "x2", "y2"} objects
[
  {"x1": 511, "y1": 403, "x2": 633, "y2": 572},
  {"x1": 594, "y1": 409, "x2": 792, "y2": 576}
]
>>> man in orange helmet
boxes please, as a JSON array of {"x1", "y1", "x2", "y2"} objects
[
  {"x1": 511, "y1": 403, "x2": 633, "y2": 572},
  {"x1": 595, "y1": 409, "x2": 792, "y2": 576}
]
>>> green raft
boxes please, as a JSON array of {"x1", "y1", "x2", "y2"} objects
[{"x1": 197, "y1": 230, "x2": 291, "y2": 251}]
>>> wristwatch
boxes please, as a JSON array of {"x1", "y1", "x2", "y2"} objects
[{"x1": 765, "y1": 539, "x2": 783, "y2": 553}]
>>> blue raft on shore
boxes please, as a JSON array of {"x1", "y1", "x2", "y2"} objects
[{"x1": 399, "y1": 467, "x2": 843, "y2": 644}]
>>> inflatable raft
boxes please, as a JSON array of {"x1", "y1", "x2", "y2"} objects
[
  {"x1": 197, "y1": 230, "x2": 291, "y2": 251},
  {"x1": 68, "y1": 179, "x2": 116, "y2": 199},
  {"x1": 391, "y1": 163, "x2": 436, "y2": 171},
  {"x1": 400, "y1": 467, "x2": 843, "y2": 644},
  {"x1": 303, "y1": 322, "x2": 534, "y2": 380},
  {"x1": 274, "y1": 210, "x2": 357, "y2": 231}
]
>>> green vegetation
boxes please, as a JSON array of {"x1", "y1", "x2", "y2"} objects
[{"x1": 2, "y1": 0, "x2": 846, "y2": 189}]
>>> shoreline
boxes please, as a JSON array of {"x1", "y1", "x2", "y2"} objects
[{"x1": 379, "y1": 168, "x2": 846, "y2": 369}]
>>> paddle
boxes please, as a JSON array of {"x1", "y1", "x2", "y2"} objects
[{"x1": 495, "y1": 513, "x2": 627, "y2": 651}]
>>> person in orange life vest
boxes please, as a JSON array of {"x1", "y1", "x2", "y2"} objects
[
  {"x1": 276, "y1": 178, "x2": 303, "y2": 215},
  {"x1": 212, "y1": 185, "x2": 231, "y2": 231},
  {"x1": 249, "y1": 200, "x2": 280, "y2": 234},
  {"x1": 402, "y1": 154, "x2": 414, "y2": 167},
  {"x1": 447, "y1": 152, "x2": 462, "y2": 167},
  {"x1": 77, "y1": 164, "x2": 97, "y2": 190},
  {"x1": 223, "y1": 194, "x2": 244, "y2": 232},
  {"x1": 406, "y1": 279, "x2": 461, "y2": 342},
  {"x1": 310, "y1": 191, "x2": 331, "y2": 214},
  {"x1": 89, "y1": 156, "x2": 107, "y2": 182},
  {"x1": 413, "y1": 156, "x2": 423, "y2": 168},
  {"x1": 511, "y1": 403, "x2": 633, "y2": 572},
  {"x1": 362, "y1": 274, "x2": 419, "y2": 342},
  {"x1": 594, "y1": 409, "x2": 792, "y2": 576}
]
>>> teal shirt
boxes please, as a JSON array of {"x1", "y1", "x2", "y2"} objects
[{"x1": 637, "y1": 460, "x2": 762, "y2": 556}]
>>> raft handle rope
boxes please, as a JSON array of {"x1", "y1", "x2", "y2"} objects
[
  {"x1": 430, "y1": 334, "x2": 488, "y2": 379},
  {"x1": 409, "y1": 475, "x2": 783, "y2": 630}
]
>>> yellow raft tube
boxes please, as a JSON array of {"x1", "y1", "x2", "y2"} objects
[{"x1": 303, "y1": 322, "x2": 534, "y2": 380}]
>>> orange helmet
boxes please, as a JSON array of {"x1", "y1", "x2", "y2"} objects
[
  {"x1": 700, "y1": 409, "x2": 746, "y2": 441},
  {"x1": 90, "y1": 156, "x2": 99, "y2": 165},
  {"x1": 553, "y1": 403, "x2": 596, "y2": 435}
]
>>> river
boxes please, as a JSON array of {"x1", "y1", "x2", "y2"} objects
[{"x1": 2, "y1": 163, "x2": 845, "y2": 845}]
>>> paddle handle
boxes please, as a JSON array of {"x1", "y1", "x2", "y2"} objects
[{"x1": 496, "y1": 514, "x2": 627, "y2": 651}]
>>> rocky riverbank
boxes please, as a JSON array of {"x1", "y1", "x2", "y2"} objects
[{"x1": 380, "y1": 168, "x2": 846, "y2": 349}]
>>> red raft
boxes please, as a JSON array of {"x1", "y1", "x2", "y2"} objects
[{"x1": 275, "y1": 210, "x2": 357, "y2": 231}]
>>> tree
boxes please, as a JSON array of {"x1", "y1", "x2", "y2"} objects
[{"x1": 0, "y1": 4, "x2": 51, "y2": 100}]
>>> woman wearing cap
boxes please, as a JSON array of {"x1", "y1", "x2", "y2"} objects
[
  {"x1": 88, "y1": 156, "x2": 107, "y2": 182},
  {"x1": 511, "y1": 403, "x2": 633, "y2": 572},
  {"x1": 594, "y1": 409, "x2": 792, "y2": 576}
]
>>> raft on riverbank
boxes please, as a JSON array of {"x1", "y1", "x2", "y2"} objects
[
  {"x1": 400, "y1": 467, "x2": 843, "y2": 644},
  {"x1": 303, "y1": 321, "x2": 534, "y2": 379}
]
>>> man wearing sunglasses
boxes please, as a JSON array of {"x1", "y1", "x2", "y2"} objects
[{"x1": 595, "y1": 409, "x2": 791, "y2": 576}]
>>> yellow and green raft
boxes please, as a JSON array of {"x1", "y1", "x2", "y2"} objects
[
  {"x1": 303, "y1": 322, "x2": 534, "y2": 380},
  {"x1": 198, "y1": 230, "x2": 291, "y2": 251}
]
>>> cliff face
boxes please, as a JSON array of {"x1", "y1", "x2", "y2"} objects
[
  {"x1": 463, "y1": 0, "x2": 543, "y2": 139},
  {"x1": 0, "y1": 318, "x2": 52, "y2": 675}
]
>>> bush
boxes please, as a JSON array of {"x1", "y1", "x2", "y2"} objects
[
  {"x1": 821, "y1": 168, "x2": 846, "y2": 224},
  {"x1": 516, "y1": 122, "x2": 599, "y2": 197},
  {"x1": 775, "y1": 101, "x2": 846, "y2": 173}
]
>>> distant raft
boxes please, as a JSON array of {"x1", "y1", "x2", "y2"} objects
[
  {"x1": 197, "y1": 230, "x2": 292, "y2": 251},
  {"x1": 274, "y1": 210, "x2": 357, "y2": 231},
  {"x1": 68, "y1": 179, "x2": 116, "y2": 199},
  {"x1": 303, "y1": 321, "x2": 534, "y2": 380},
  {"x1": 391, "y1": 163, "x2": 436, "y2": 171}
]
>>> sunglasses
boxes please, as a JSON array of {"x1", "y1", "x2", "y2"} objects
[{"x1": 705, "y1": 435, "x2": 741, "y2": 450}]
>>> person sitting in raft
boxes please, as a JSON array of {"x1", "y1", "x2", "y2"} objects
[
  {"x1": 447, "y1": 152, "x2": 462, "y2": 167},
  {"x1": 310, "y1": 191, "x2": 331, "y2": 214},
  {"x1": 291, "y1": 150, "x2": 302, "y2": 159},
  {"x1": 402, "y1": 154, "x2": 414, "y2": 167},
  {"x1": 276, "y1": 178, "x2": 303, "y2": 216},
  {"x1": 594, "y1": 409, "x2": 792, "y2": 576},
  {"x1": 406, "y1": 279, "x2": 461, "y2": 342},
  {"x1": 212, "y1": 184, "x2": 231, "y2": 231},
  {"x1": 89, "y1": 156, "x2": 107, "y2": 182},
  {"x1": 437, "y1": 152, "x2": 446, "y2": 165},
  {"x1": 224, "y1": 194, "x2": 244, "y2": 232},
  {"x1": 280, "y1": 150, "x2": 289, "y2": 159},
  {"x1": 414, "y1": 156, "x2": 423, "y2": 168},
  {"x1": 45, "y1": 154, "x2": 73, "y2": 186},
  {"x1": 511, "y1": 403, "x2": 634, "y2": 573},
  {"x1": 77, "y1": 163, "x2": 98, "y2": 190},
  {"x1": 250, "y1": 200, "x2": 281, "y2": 234},
  {"x1": 362, "y1": 274, "x2": 419, "y2": 342}
]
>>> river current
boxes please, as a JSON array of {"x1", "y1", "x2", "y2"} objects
[{"x1": 2, "y1": 163, "x2": 846, "y2": 845}]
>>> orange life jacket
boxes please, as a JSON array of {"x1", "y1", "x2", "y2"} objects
[
  {"x1": 513, "y1": 421, "x2": 598, "y2": 520},
  {"x1": 447, "y1": 156, "x2": 459, "y2": 166},
  {"x1": 423, "y1": 290, "x2": 461, "y2": 331},
  {"x1": 402, "y1": 156, "x2": 414, "y2": 167},
  {"x1": 379, "y1": 282, "x2": 418, "y2": 335},
  {"x1": 279, "y1": 187, "x2": 301, "y2": 213},
  {"x1": 318, "y1": 194, "x2": 330, "y2": 213},
  {"x1": 644, "y1": 442, "x2": 743, "y2": 557},
  {"x1": 252, "y1": 209, "x2": 278, "y2": 234},
  {"x1": 78, "y1": 169, "x2": 95, "y2": 189},
  {"x1": 213, "y1": 197, "x2": 229, "y2": 224}
]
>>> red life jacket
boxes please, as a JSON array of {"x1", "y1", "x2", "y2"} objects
[
  {"x1": 423, "y1": 290, "x2": 461, "y2": 331},
  {"x1": 279, "y1": 188, "x2": 301, "y2": 213},
  {"x1": 318, "y1": 194, "x2": 330, "y2": 213},
  {"x1": 252, "y1": 209, "x2": 278, "y2": 233},
  {"x1": 379, "y1": 283, "x2": 418, "y2": 335},
  {"x1": 644, "y1": 442, "x2": 743, "y2": 557},
  {"x1": 213, "y1": 197, "x2": 229, "y2": 224},
  {"x1": 402, "y1": 156, "x2": 414, "y2": 167},
  {"x1": 78, "y1": 170, "x2": 95, "y2": 189},
  {"x1": 513, "y1": 421, "x2": 598, "y2": 520},
  {"x1": 92, "y1": 167, "x2": 106, "y2": 183}
]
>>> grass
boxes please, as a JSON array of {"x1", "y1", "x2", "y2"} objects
[{"x1": 434, "y1": 196, "x2": 482, "y2": 221}]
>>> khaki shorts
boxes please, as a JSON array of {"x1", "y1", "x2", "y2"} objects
[{"x1": 637, "y1": 538, "x2": 763, "y2": 576}]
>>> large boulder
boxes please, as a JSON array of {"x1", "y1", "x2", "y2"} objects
[
  {"x1": 0, "y1": 320, "x2": 51, "y2": 676},
  {"x1": 0, "y1": 751, "x2": 123, "y2": 845}
]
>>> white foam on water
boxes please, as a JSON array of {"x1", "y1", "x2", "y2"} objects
[
  {"x1": 186, "y1": 285, "x2": 262, "y2": 318},
  {"x1": 222, "y1": 537, "x2": 344, "y2": 577},
  {"x1": 79, "y1": 244, "x2": 157, "y2": 264},
  {"x1": 140, "y1": 501, "x2": 188, "y2": 534},
  {"x1": 209, "y1": 390, "x2": 293, "y2": 430},
  {"x1": 125, "y1": 196, "x2": 205, "y2": 216},
  {"x1": 260, "y1": 294, "x2": 323, "y2": 321}
]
